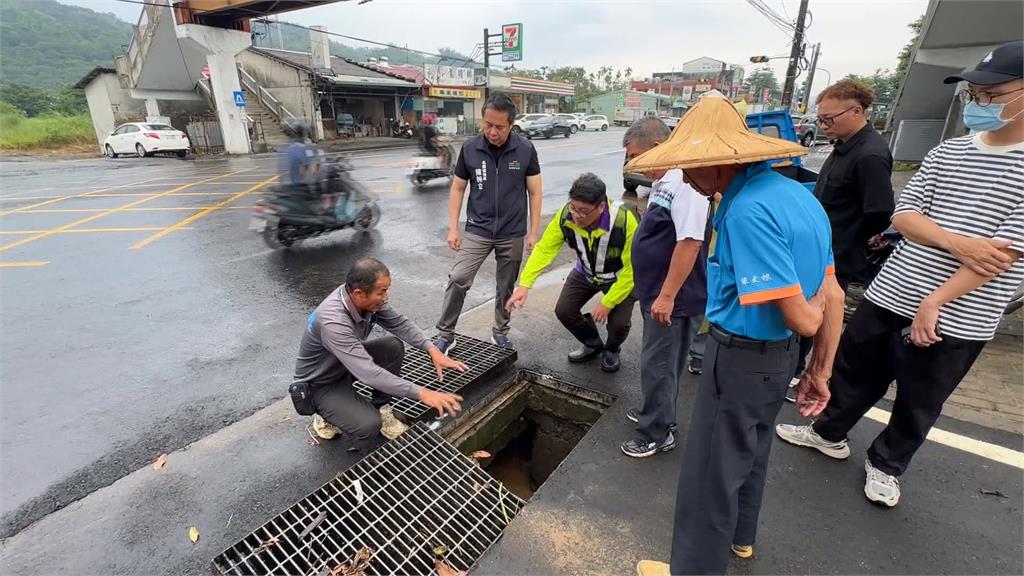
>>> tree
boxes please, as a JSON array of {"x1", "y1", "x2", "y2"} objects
[
  {"x1": 895, "y1": 15, "x2": 925, "y2": 82},
  {"x1": 743, "y1": 66, "x2": 780, "y2": 99},
  {"x1": 843, "y1": 69, "x2": 900, "y2": 106}
]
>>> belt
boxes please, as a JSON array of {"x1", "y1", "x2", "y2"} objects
[{"x1": 710, "y1": 324, "x2": 794, "y2": 351}]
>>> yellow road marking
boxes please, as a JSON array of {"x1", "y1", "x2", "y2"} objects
[
  {"x1": 131, "y1": 174, "x2": 279, "y2": 250},
  {"x1": 15, "y1": 207, "x2": 215, "y2": 214},
  {"x1": 0, "y1": 177, "x2": 161, "y2": 217},
  {"x1": 0, "y1": 261, "x2": 49, "y2": 267},
  {"x1": 0, "y1": 227, "x2": 194, "y2": 235},
  {"x1": 866, "y1": 407, "x2": 1024, "y2": 469},
  {"x1": 0, "y1": 170, "x2": 246, "y2": 254}
]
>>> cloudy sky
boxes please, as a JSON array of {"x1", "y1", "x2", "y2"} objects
[{"x1": 61, "y1": 0, "x2": 928, "y2": 101}]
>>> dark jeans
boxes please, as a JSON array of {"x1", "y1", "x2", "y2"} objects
[
  {"x1": 554, "y1": 269, "x2": 637, "y2": 352},
  {"x1": 635, "y1": 309, "x2": 695, "y2": 443},
  {"x1": 794, "y1": 275, "x2": 852, "y2": 377},
  {"x1": 812, "y1": 300, "x2": 986, "y2": 476},
  {"x1": 687, "y1": 313, "x2": 707, "y2": 363},
  {"x1": 310, "y1": 335, "x2": 405, "y2": 451},
  {"x1": 671, "y1": 331, "x2": 797, "y2": 575}
]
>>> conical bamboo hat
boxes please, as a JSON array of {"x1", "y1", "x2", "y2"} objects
[{"x1": 625, "y1": 90, "x2": 806, "y2": 172}]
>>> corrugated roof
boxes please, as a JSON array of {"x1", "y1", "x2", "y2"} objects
[
  {"x1": 73, "y1": 66, "x2": 117, "y2": 89},
  {"x1": 248, "y1": 47, "x2": 417, "y2": 87}
]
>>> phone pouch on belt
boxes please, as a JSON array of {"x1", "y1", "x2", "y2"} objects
[{"x1": 289, "y1": 381, "x2": 315, "y2": 416}]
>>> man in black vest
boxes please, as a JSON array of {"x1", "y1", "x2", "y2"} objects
[
  {"x1": 433, "y1": 93, "x2": 543, "y2": 353},
  {"x1": 506, "y1": 173, "x2": 639, "y2": 372}
]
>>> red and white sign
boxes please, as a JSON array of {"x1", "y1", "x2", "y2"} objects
[
  {"x1": 201, "y1": 65, "x2": 211, "y2": 80},
  {"x1": 761, "y1": 88, "x2": 770, "y2": 104}
]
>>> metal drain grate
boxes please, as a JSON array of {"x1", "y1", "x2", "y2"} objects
[
  {"x1": 213, "y1": 424, "x2": 526, "y2": 576},
  {"x1": 355, "y1": 334, "x2": 517, "y2": 421}
]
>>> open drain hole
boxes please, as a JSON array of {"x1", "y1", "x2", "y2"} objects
[{"x1": 447, "y1": 370, "x2": 614, "y2": 500}]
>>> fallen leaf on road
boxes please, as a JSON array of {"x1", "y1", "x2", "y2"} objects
[
  {"x1": 980, "y1": 489, "x2": 1009, "y2": 498},
  {"x1": 254, "y1": 537, "x2": 279, "y2": 554},
  {"x1": 435, "y1": 558, "x2": 467, "y2": 576},
  {"x1": 152, "y1": 454, "x2": 168, "y2": 470},
  {"x1": 470, "y1": 451, "x2": 491, "y2": 460},
  {"x1": 329, "y1": 547, "x2": 373, "y2": 575},
  {"x1": 188, "y1": 526, "x2": 200, "y2": 543},
  {"x1": 298, "y1": 511, "x2": 327, "y2": 540}
]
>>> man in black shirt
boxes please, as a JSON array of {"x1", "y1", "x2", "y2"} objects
[{"x1": 791, "y1": 80, "x2": 895, "y2": 385}]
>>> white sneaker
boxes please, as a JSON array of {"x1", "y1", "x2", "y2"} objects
[
  {"x1": 312, "y1": 413, "x2": 341, "y2": 440},
  {"x1": 864, "y1": 459, "x2": 900, "y2": 507},
  {"x1": 775, "y1": 423, "x2": 851, "y2": 459},
  {"x1": 379, "y1": 405, "x2": 408, "y2": 440}
]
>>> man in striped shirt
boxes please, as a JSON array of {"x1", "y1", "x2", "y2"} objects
[{"x1": 777, "y1": 40, "x2": 1024, "y2": 508}]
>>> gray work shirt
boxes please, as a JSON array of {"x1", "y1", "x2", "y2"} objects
[{"x1": 293, "y1": 285, "x2": 430, "y2": 398}]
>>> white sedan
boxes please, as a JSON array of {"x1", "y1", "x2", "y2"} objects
[
  {"x1": 104, "y1": 122, "x2": 190, "y2": 158},
  {"x1": 582, "y1": 114, "x2": 609, "y2": 131}
]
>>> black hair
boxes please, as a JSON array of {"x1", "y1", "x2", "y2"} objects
[
  {"x1": 345, "y1": 257, "x2": 390, "y2": 293},
  {"x1": 569, "y1": 172, "x2": 607, "y2": 205},
  {"x1": 482, "y1": 92, "x2": 517, "y2": 123}
]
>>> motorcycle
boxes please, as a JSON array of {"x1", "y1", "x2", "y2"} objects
[
  {"x1": 390, "y1": 119, "x2": 413, "y2": 139},
  {"x1": 408, "y1": 142, "x2": 454, "y2": 188},
  {"x1": 250, "y1": 156, "x2": 380, "y2": 248}
]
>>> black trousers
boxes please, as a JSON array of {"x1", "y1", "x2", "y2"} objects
[
  {"x1": 671, "y1": 331, "x2": 797, "y2": 575},
  {"x1": 812, "y1": 300, "x2": 986, "y2": 476},
  {"x1": 794, "y1": 275, "x2": 852, "y2": 377},
  {"x1": 310, "y1": 335, "x2": 405, "y2": 451},
  {"x1": 554, "y1": 269, "x2": 637, "y2": 352}
]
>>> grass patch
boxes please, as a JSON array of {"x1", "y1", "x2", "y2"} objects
[
  {"x1": 0, "y1": 109, "x2": 95, "y2": 150},
  {"x1": 893, "y1": 161, "x2": 920, "y2": 172}
]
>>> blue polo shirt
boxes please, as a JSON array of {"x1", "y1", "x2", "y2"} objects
[{"x1": 706, "y1": 161, "x2": 834, "y2": 341}]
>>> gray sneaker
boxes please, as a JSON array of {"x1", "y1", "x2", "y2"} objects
[
  {"x1": 775, "y1": 423, "x2": 851, "y2": 459},
  {"x1": 864, "y1": 459, "x2": 900, "y2": 507},
  {"x1": 621, "y1": 432, "x2": 676, "y2": 458},
  {"x1": 491, "y1": 333, "x2": 514, "y2": 350}
]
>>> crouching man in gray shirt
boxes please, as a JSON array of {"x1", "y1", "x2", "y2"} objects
[{"x1": 294, "y1": 257, "x2": 466, "y2": 449}]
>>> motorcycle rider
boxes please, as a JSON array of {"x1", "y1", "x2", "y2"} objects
[{"x1": 420, "y1": 115, "x2": 450, "y2": 171}]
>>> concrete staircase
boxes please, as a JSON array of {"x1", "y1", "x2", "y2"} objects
[{"x1": 242, "y1": 87, "x2": 290, "y2": 151}]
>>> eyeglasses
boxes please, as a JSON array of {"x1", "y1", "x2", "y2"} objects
[
  {"x1": 816, "y1": 106, "x2": 856, "y2": 127},
  {"x1": 957, "y1": 87, "x2": 1024, "y2": 107},
  {"x1": 568, "y1": 203, "x2": 599, "y2": 218}
]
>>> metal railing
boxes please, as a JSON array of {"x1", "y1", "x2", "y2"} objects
[
  {"x1": 237, "y1": 65, "x2": 296, "y2": 122},
  {"x1": 123, "y1": 0, "x2": 165, "y2": 88}
]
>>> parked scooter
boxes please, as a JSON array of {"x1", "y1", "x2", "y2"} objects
[
  {"x1": 390, "y1": 119, "x2": 413, "y2": 139},
  {"x1": 408, "y1": 141, "x2": 455, "y2": 188},
  {"x1": 250, "y1": 155, "x2": 380, "y2": 248}
]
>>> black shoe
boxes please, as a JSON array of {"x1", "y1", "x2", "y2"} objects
[
  {"x1": 600, "y1": 349, "x2": 620, "y2": 372},
  {"x1": 568, "y1": 344, "x2": 603, "y2": 363},
  {"x1": 625, "y1": 408, "x2": 677, "y2": 433},
  {"x1": 621, "y1": 432, "x2": 676, "y2": 458},
  {"x1": 687, "y1": 357, "x2": 702, "y2": 375}
]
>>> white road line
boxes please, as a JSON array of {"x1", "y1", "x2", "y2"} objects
[
  {"x1": 865, "y1": 407, "x2": 1024, "y2": 469},
  {"x1": 594, "y1": 149, "x2": 624, "y2": 156}
]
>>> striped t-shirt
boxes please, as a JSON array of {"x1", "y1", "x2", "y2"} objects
[{"x1": 866, "y1": 134, "x2": 1024, "y2": 341}]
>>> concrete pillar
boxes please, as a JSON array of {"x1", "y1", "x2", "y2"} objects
[
  {"x1": 178, "y1": 24, "x2": 252, "y2": 154},
  {"x1": 145, "y1": 98, "x2": 160, "y2": 117}
]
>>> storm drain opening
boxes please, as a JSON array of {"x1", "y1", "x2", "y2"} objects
[
  {"x1": 355, "y1": 334, "x2": 517, "y2": 421},
  {"x1": 447, "y1": 370, "x2": 615, "y2": 500},
  {"x1": 212, "y1": 423, "x2": 527, "y2": 576}
]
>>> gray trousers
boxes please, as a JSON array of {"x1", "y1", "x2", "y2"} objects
[
  {"x1": 671, "y1": 332, "x2": 797, "y2": 575},
  {"x1": 311, "y1": 335, "x2": 404, "y2": 451},
  {"x1": 436, "y1": 231, "x2": 525, "y2": 338},
  {"x1": 687, "y1": 313, "x2": 707, "y2": 362},
  {"x1": 635, "y1": 309, "x2": 695, "y2": 443}
]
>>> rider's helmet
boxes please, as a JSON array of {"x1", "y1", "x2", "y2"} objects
[{"x1": 282, "y1": 118, "x2": 312, "y2": 141}]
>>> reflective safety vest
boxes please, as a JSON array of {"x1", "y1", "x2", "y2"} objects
[{"x1": 559, "y1": 202, "x2": 630, "y2": 284}]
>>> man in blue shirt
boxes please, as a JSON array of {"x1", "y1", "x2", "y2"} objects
[{"x1": 629, "y1": 92, "x2": 846, "y2": 576}]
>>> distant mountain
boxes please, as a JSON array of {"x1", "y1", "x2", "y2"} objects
[{"x1": 0, "y1": 0, "x2": 132, "y2": 88}]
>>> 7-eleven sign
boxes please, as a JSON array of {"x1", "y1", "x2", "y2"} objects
[{"x1": 502, "y1": 23, "x2": 522, "y2": 62}]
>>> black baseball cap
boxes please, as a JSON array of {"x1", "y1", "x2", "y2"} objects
[{"x1": 944, "y1": 40, "x2": 1023, "y2": 86}]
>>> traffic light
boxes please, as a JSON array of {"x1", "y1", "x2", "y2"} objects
[{"x1": 749, "y1": 56, "x2": 770, "y2": 63}]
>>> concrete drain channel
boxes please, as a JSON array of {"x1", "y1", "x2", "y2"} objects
[{"x1": 213, "y1": 339, "x2": 613, "y2": 575}]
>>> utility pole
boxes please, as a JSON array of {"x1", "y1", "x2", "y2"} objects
[
  {"x1": 800, "y1": 42, "x2": 821, "y2": 113},
  {"x1": 781, "y1": 0, "x2": 810, "y2": 110},
  {"x1": 482, "y1": 28, "x2": 503, "y2": 100}
]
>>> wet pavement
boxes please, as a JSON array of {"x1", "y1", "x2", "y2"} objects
[
  {"x1": 0, "y1": 128, "x2": 625, "y2": 537},
  {"x1": 1, "y1": 135, "x2": 1021, "y2": 575}
]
